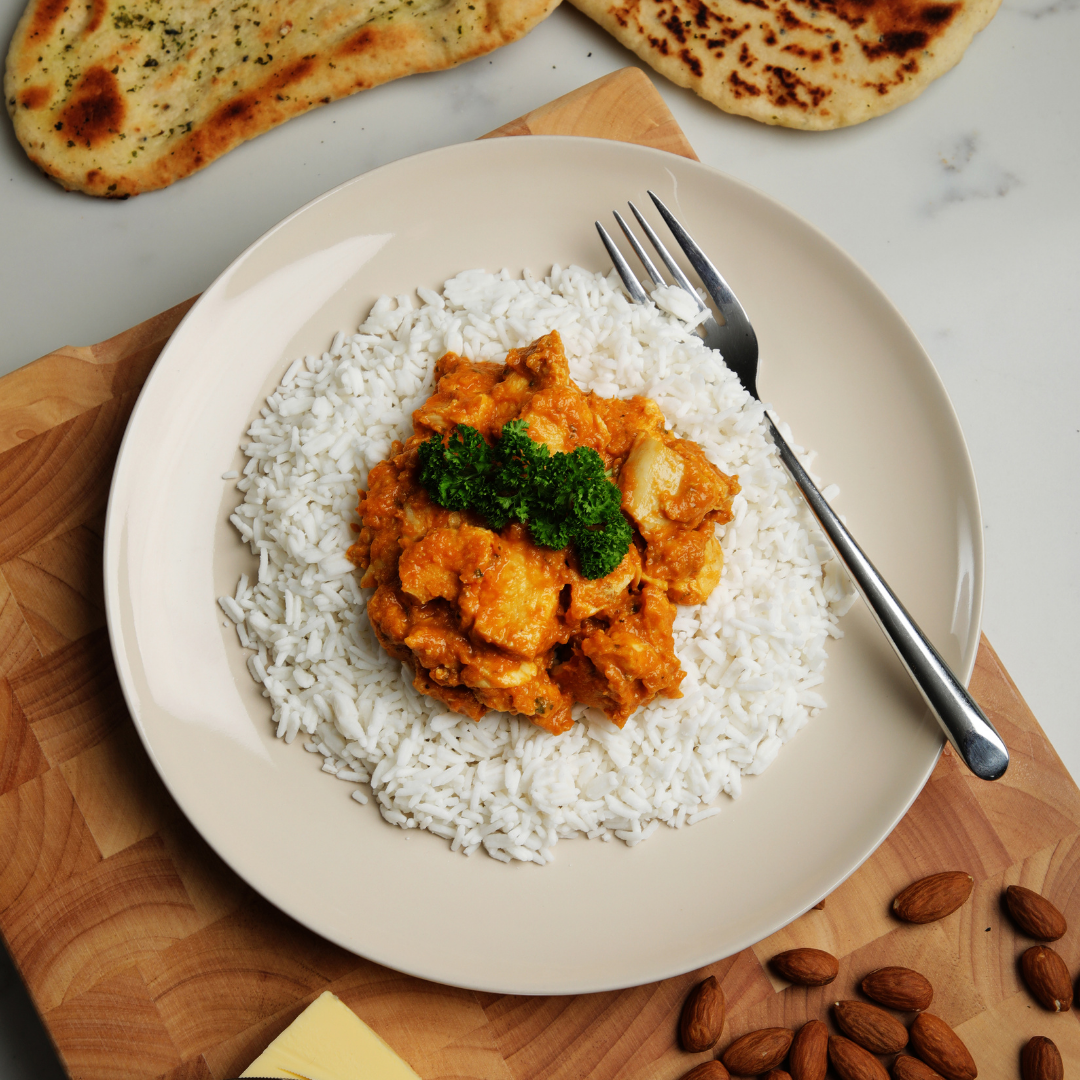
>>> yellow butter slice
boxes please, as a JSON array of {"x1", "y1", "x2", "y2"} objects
[{"x1": 241, "y1": 991, "x2": 421, "y2": 1080}]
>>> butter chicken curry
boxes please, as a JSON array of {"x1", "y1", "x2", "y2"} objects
[{"x1": 347, "y1": 331, "x2": 739, "y2": 735}]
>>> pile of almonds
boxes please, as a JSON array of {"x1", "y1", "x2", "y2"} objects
[{"x1": 674, "y1": 872, "x2": 1073, "y2": 1080}]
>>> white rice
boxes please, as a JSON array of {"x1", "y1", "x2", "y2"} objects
[{"x1": 221, "y1": 266, "x2": 856, "y2": 864}]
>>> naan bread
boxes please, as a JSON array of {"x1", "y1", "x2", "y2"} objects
[
  {"x1": 5, "y1": 0, "x2": 560, "y2": 196},
  {"x1": 568, "y1": 0, "x2": 999, "y2": 128}
]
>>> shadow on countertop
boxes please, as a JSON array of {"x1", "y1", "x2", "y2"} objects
[{"x1": 0, "y1": 940, "x2": 66, "y2": 1080}]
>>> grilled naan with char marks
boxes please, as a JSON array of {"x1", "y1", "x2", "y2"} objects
[
  {"x1": 4, "y1": 0, "x2": 560, "y2": 196},
  {"x1": 568, "y1": 0, "x2": 999, "y2": 128}
]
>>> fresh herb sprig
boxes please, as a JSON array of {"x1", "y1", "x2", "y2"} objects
[{"x1": 417, "y1": 420, "x2": 632, "y2": 579}]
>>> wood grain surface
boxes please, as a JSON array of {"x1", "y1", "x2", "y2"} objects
[{"x1": 1, "y1": 66, "x2": 1078, "y2": 1080}]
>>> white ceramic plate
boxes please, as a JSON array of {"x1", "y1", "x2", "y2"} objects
[{"x1": 104, "y1": 136, "x2": 981, "y2": 996}]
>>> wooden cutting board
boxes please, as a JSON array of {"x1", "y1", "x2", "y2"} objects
[{"x1": 1, "y1": 67, "x2": 1078, "y2": 1080}]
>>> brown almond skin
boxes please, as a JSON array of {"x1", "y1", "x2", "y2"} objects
[
  {"x1": 861, "y1": 966, "x2": 934, "y2": 1012},
  {"x1": 832, "y1": 1000, "x2": 909, "y2": 1054},
  {"x1": 1007, "y1": 886, "x2": 1068, "y2": 941},
  {"x1": 893, "y1": 872, "x2": 974, "y2": 923},
  {"x1": 680, "y1": 975, "x2": 726, "y2": 1052},
  {"x1": 678, "y1": 1063, "x2": 731, "y2": 1080},
  {"x1": 908, "y1": 1013, "x2": 977, "y2": 1080},
  {"x1": 764, "y1": 1072, "x2": 792, "y2": 1080},
  {"x1": 1020, "y1": 946, "x2": 1074, "y2": 1011},
  {"x1": 1021, "y1": 1036, "x2": 1064, "y2": 1080},
  {"x1": 789, "y1": 1019, "x2": 829, "y2": 1080},
  {"x1": 721, "y1": 1028, "x2": 794, "y2": 1075},
  {"x1": 770, "y1": 948, "x2": 839, "y2": 986},
  {"x1": 893, "y1": 1057, "x2": 946, "y2": 1080},
  {"x1": 827, "y1": 1035, "x2": 889, "y2": 1080}
]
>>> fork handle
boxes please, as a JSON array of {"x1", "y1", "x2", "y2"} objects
[{"x1": 765, "y1": 414, "x2": 1009, "y2": 781}]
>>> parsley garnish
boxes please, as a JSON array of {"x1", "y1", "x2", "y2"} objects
[{"x1": 417, "y1": 420, "x2": 632, "y2": 580}]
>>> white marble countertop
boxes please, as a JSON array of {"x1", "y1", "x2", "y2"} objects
[{"x1": 1, "y1": 0, "x2": 1078, "y2": 1073}]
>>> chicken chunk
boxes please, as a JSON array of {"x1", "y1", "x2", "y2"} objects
[
  {"x1": 398, "y1": 525, "x2": 497, "y2": 605},
  {"x1": 350, "y1": 448, "x2": 470, "y2": 588},
  {"x1": 565, "y1": 545, "x2": 641, "y2": 625},
  {"x1": 469, "y1": 525, "x2": 570, "y2": 658},
  {"x1": 589, "y1": 393, "x2": 666, "y2": 463},
  {"x1": 619, "y1": 431, "x2": 736, "y2": 541},
  {"x1": 643, "y1": 526, "x2": 725, "y2": 606},
  {"x1": 553, "y1": 584, "x2": 683, "y2": 725},
  {"x1": 411, "y1": 355, "x2": 504, "y2": 436},
  {"x1": 619, "y1": 433, "x2": 687, "y2": 543}
]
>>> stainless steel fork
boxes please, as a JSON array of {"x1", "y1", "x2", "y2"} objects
[{"x1": 597, "y1": 193, "x2": 1009, "y2": 782}]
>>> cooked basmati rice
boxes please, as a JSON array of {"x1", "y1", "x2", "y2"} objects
[{"x1": 221, "y1": 266, "x2": 855, "y2": 864}]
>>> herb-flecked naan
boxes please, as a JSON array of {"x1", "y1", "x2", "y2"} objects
[{"x1": 4, "y1": 0, "x2": 560, "y2": 195}]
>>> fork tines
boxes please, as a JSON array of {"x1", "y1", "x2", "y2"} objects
[
  {"x1": 598, "y1": 199, "x2": 707, "y2": 319},
  {"x1": 595, "y1": 219, "x2": 648, "y2": 304}
]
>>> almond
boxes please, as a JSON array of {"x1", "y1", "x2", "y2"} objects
[
  {"x1": 764, "y1": 1072, "x2": 792, "y2": 1080},
  {"x1": 861, "y1": 967, "x2": 934, "y2": 1012},
  {"x1": 770, "y1": 948, "x2": 839, "y2": 986},
  {"x1": 789, "y1": 1019, "x2": 829, "y2": 1080},
  {"x1": 908, "y1": 1013, "x2": 977, "y2": 1080},
  {"x1": 827, "y1": 1035, "x2": 889, "y2": 1080},
  {"x1": 721, "y1": 1028, "x2": 794, "y2": 1075},
  {"x1": 678, "y1": 1063, "x2": 731, "y2": 1080},
  {"x1": 1006, "y1": 886, "x2": 1068, "y2": 941},
  {"x1": 893, "y1": 872, "x2": 973, "y2": 923},
  {"x1": 832, "y1": 1000, "x2": 909, "y2": 1054},
  {"x1": 1020, "y1": 1036, "x2": 1064, "y2": 1080},
  {"x1": 680, "y1": 975, "x2": 726, "y2": 1052},
  {"x1": 1020, "y1": 946, "x2": 1074, "y2": 1011},
  {"x1": 892, "y1": 1057, "x2": 946, "y2": 1080}
]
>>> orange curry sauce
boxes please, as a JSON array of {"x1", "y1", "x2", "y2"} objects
[{"x1": 347, "y1": 331, "x2": 739, "y2": 735}]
